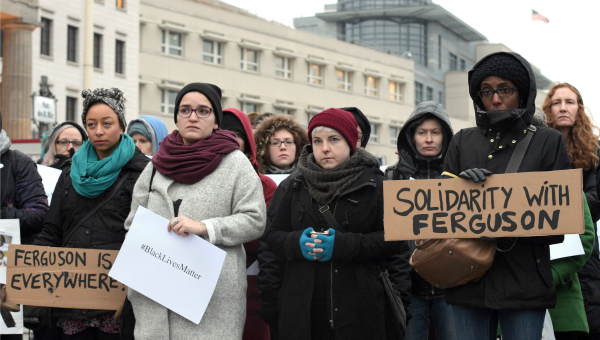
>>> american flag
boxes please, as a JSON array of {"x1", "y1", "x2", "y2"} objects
[{"x1": 532, "y1": 9, "x2": 549, "y2": 23}]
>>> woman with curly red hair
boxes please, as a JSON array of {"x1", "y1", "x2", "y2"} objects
[
  {"x1": 254, "y1": 114, "x2": 309, "y2": 174},
  {"x1": 543, "y1": 82, "x2": 600, "y2": 340}
]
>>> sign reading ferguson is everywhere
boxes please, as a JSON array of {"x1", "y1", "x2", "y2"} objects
[
  {"x1": 6, "y1": 245, "x2": 126, "y2": 310},
  {"x1": 383, "y1": 169, "x2": 584, "y2": 241}
]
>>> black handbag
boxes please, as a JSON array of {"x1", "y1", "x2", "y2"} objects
[{"x1": 318, "y1": 204, "x2": 407, "y2": 335}]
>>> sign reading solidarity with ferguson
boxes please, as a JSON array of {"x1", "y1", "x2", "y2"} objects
[
  {"x1": 5, "y1": 245, "x2": 126, "y2": 310},
  {"x1": 383, "y1": 169, "x2": 584, "y2": 241}
]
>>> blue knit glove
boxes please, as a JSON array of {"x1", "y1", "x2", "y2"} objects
[
  {"x1": 316, "y1": 229, "x2": 335, "y2": 262},
  {"x1": 299, "y1": 228, "x2": 319, "y2": 261}
]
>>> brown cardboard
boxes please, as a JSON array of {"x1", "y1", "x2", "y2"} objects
[
  {"x1": 384, "y1": 169, "x2": 584, "y2": 241},
  {"x1": 5, "y1": 245, "x2": 126, "y2": 310}
]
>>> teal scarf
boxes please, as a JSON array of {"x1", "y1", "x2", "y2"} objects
[{"x1": 70, "y1": 134, "x2": 135, "y2": 198}]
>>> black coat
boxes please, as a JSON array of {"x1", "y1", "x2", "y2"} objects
[
  {"x1": 579, "y1": 152, "x2": 600, "y2": 332},
  {"x1": 34, "y1": 149, "x2": 149, "y2": 319},
  {"x1": 263, "y1": 169, "x2": 410, "y2": 340},
  {"x1": 1, "y1": 149, "x2": 49, "y2": 245}
]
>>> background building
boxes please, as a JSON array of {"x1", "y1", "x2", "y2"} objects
[
  {"x1": 139, "y1": 0, "x2": 444, "y2": 164},
  {"x1": 1, "y1": 0, "x2": 139, "y2": 154}
]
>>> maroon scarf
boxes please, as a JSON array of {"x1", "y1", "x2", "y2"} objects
[{"x1": 152, "y1": 130, "x2": 240, "y2": 184}]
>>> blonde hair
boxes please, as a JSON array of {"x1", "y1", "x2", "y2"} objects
[{"x1": 41, "y1": 125, "x2": 83, "y2": 166}]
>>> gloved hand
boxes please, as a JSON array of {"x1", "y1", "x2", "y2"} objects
[
  {"x1": 1, "y1": 285, "x2": 20, "y2": 312},
  {"x1": 316, "y1": 229, "x2": 336, "y2": 262},
  {"x1": 459, "y1": 168, "x2": 492, "y2": 183},
  {"x1": 300, "y1": 228, "x2": 319, "y2": 261}
]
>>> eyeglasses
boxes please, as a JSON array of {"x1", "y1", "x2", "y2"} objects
[
  {"x1": 358, "y1": 132, "x2": 364, "y2": 142},
  {"x1": 176, "y1": 106, "x2": 214, "y2": 119},
  {"x1": 478, "y1": 87, "x2": 518, "y2": 99},
  {"x1": 56, "y1": 139, "x2": 83, "y2": 147},
  {"x1": 269, "y1": 140, "x2": 295, "y2": 148}
]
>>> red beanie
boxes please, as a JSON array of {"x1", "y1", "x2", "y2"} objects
[{"x1": 308, "y1": 108, "x2": 359, "y2": 153}]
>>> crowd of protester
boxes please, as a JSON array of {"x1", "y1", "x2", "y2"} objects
[{"x1": 1, "y1": 51, "x2": 600, "y2": 340}]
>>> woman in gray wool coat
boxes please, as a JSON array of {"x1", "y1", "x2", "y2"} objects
[{"x1": 124, "y1": 83, "x2": 266, "y2": 340}]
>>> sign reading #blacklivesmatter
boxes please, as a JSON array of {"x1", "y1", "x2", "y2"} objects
[
  {"x1": 383, "y1": 169, "x2": 584, "y2": 241},
  {"x1": 5, "y1": 245, "x2": 126, "y2": 310}
]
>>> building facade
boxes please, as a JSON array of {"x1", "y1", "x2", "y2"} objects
[
  {"x1": 0, "y1": 0, "x2": 139, "y2": 143},
  {"x1": 139, "y1": 0, "x2": 448, "y2": 164}
]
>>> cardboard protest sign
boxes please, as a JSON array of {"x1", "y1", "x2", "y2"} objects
[
  {"x1": 384, "y1": 169, "x2": 584, "y2": 241},
  {"x1": 5, "y1": 245, "x2": 126, "y2": 310},
  {"x1": 109, "y1": 206, "x2": 226, "y2": 324},
  {"x1": 1, "y1": 220, "x2": 23, "y2": 335}
]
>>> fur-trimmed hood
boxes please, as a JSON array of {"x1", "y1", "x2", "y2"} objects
[{"x1": 254, "y1": 114, "x2": 309, "y2": 174}]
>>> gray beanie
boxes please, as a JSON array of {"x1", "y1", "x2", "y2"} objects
[{"x1": 81, "y1": 88, "x2": 127, "y2": 130}]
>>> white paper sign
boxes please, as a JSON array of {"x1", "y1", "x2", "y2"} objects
[
  {"x1": 265, "y1": 174, "x2": 289, "y2": 187},
  {"x1": 550, "y1": 234, "x2": 585, "y2": 261},
  {"x1": 109, "y1": 207, "x2": 227, "y2": 324},
  {"x1": 37, "y1": 164, "x2": 62, "y2": 205},
  {"x1": 1, "y1": 219, "x2": 24, "y2": 335}
]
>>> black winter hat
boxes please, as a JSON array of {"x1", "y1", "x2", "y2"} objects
[
  {"x1": 340, "y1": 107, "x2": 371, "y2": 147},
  {"x1": 469, "y1": 53, "x2": 530, "y2": 109},
  {"x1": 220, "y1": 112, "x2": 246, "y2": 140},
  {"x1": 173, "y1": 83, "x2": 222, "y2": 126}
]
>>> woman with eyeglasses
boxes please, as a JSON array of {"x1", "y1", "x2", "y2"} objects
[
  {"x1": 40, "y1": 121, "x2": 87, "y2": 169},
  {"x1": 254, "y1": 114, "x2": 309, "y2": 175},
  {"x1": 34, "y1": 88, "x2": 150, "y2": 339},
  {"x1": 542, "y1": 83, "x2": 600, "y2": 340},
  {"x1": 124, "y1": 83, "x2": 266, "y2": 340}
]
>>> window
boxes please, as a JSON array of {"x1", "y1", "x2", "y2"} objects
[
  {"x1": 426, "y1": 87, "x2": 433, "y2": 101},
  {"x1": 336, "y1": 70, "x2": 352, "y2": 91},
  {"x1": 275, "y1": 56, "x2": 292, "y2": 79},
  {"x1": 116, "y1": 0, "x2": 125, "y2": 8},
  {"x1": 438, "y1": 35, "x2": 442, "y2": 70},
  {"x1": 93, "y1": 33, "x2": 102, "y2": 69},
  {"x1": 370, "y1": 123, "x2": 379, "y2": 143},
  {"x1": 66, "y1": 96, "x2": 77, "y2": 122},
  {"x1": 161, "y1": 88, "x2": 179, "y2": 115},
  {"x1": 449, "y1": 53, "x2": 458, "y2": 71},
  {"x1": 40, "y1": 17, "x2": 52, "y2": 56},
  {"x1": 390, "y1": 81, "x2": 403, "y2": 102},
  {"x1": 67, "y1": 25, "x2": 78, "y2": 62},
  {"x1": 390, "y1": 126, "x2": 400, "y2": 145},
  {"x1": 115, "y1": 40, "x2": 125, "y2": 74},
  {"x1": 460, "y1": 59, "x2": 466, "y2": 71},
  {"x1": 162, "y1": 30, "x2": 182, "y2": 56},
  {"x1": 240, "y1": 48, "x2": 258, "y2": 72},
  {"x1": 274, "y1": 100, "x2": 294, "y2": 115},
  {"x1": 202, "y1": 40, "x2": 222, "y2": 65},
  {"x1": 415, "y1": 82, "x2": 423, "y2": 106},
  {"x1": 240, "y1": 94, "x2": 260, "y2": 113},
  {"x1": 365, "y1": 76, "x2": 378, "y2": 97},
  {"x1": 307, "y1": 106, "x2": 323, "y2": 122},
  {"x1": 438, "y1": 91, "x2": 443, "y2": 105},
  {"x1": 307, "y1": 63, "x2": 323, "y2": 85}
]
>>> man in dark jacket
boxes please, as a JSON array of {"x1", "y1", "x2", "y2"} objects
[
  {"x1": 385, "y1": 101, "x2": 455, "y2": 340},
  {"x1": 442, "y1": 52, "x2": 570, "y2": 339}
]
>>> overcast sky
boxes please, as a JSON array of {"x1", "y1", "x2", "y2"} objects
[{"x1": 221, "y1": 0, "x2": 600, "y2": 122}]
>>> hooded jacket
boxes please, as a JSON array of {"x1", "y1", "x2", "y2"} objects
[
  {"x1": 443, "y1": 52, "x2": 571, "y2": 310},
  {"x1": 126, "y1": 116, "x2": 169, "y2": 156},
  {"x1": 385, "y1": 101, "x2": 453, "y2": 298},
  {"x1": 340, "y1": 107, "x2": 371, "y2": 147},
  {"x1": 222, "y1": 108, "x2": 276, "y2": 340}
]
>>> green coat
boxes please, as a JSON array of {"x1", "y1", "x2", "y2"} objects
[{"x1": 549, "y1": 194, "x2": 595, "y2": 333}]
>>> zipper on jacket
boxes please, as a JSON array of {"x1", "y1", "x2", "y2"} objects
[
  {"x1": 330, "y1": 261, "x2": 334, "y2": 329},
  {"x1": 427, "y1": 161, "x2": 431, "y2": 179}
]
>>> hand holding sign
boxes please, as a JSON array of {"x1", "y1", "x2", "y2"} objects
[{"x1": 168, "y1": 216, "x2": 206, "y2": 237}]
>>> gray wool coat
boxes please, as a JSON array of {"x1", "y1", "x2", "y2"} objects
[{"x1": 124, "y1": 150, "x2": 266, "y2": 340}]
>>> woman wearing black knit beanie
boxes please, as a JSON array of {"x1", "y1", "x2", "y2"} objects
[{"x1": 442, "y1": 52, "x2": 573, "y2": 340}]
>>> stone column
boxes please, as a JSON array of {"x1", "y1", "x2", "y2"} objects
[{"x1": 1, "y1": 19, "x2": 36, "y2": 139}]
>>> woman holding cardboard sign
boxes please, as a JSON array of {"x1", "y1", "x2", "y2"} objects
[
  {"x1": 34, "y1": 88, "x2": 150, "y2": 339},
  {"x1": 263, "y1": 108, "x2": 410, "y2": 340},
  {"x1": 543, "y1": 83, "x2": 600, "y2": 339},
  {"x1": 123, "y1": 83, "x2": 266, "y2": 340},
  {"x1": 442, "y1": 52, "x2": 572, "y2": 340}
]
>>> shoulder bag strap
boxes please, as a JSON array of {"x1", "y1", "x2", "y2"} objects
[
  {"x1": 62, "y1": 170, "x2": 132, "y2": 247},
  {"x1": 504, "y1": 125, "x2": 536, "y2": 174},
  {"x1": 318, "y1": 204, "x2": 342, "y2": 230}
]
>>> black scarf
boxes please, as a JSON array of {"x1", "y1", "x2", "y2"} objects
[{"x1": 297, "y1": 146, "x2": 380, "y2": 205}]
